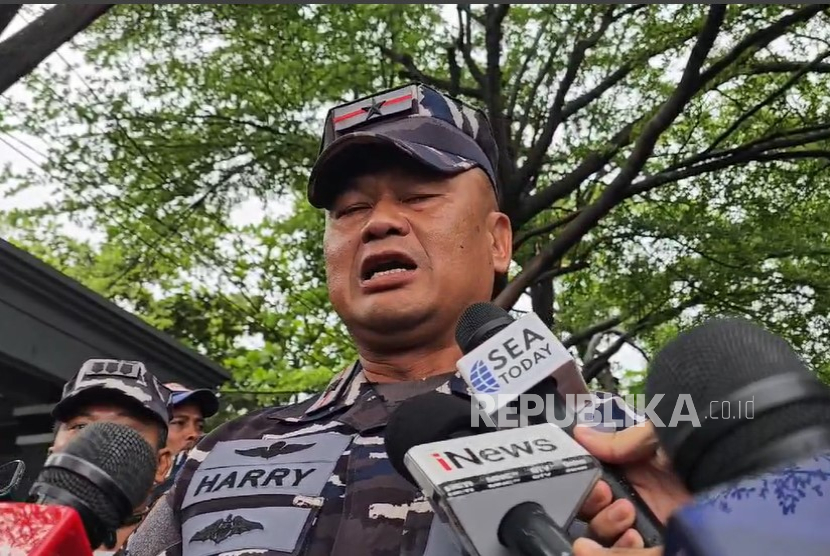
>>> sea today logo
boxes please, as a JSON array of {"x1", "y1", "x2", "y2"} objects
[{"x1": 470, "y1": 393, "x2": 756, "y2": 429}]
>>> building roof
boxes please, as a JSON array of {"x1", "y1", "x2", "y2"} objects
[{"x1": 0, "y1": 238, "x2": 230, "y2": 392}]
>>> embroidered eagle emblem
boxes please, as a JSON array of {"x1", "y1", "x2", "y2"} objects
[
  {"x1": 189, "y1": 514, "x2": 264, "y2": 544},
  {"x1": 234, "y1": 440, "x2": 314, "y2": 459}
]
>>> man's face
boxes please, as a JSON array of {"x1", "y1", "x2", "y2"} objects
[
  {"x1": 167, "y1": 402, "x2": 205, "y2": 456},
  {"x1": 50, "y1": 402, "x2": 172, "y2": 487},
  {"x1": 323, "y1": 151, "x2": 512, "y2": 348}
]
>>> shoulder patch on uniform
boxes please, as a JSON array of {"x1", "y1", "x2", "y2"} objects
[{"x1": 182, "y1": 507, "x2": 311, "y2": 556}]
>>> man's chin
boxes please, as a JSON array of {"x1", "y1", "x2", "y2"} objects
[{"x1": 353, "y1": 300, "x2": 435, "y2": 332}]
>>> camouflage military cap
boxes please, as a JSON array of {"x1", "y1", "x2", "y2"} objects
[
  {"x1": 308, "y1": 82, "x2": 500, "y2": 208},
  {"x1": 52, "y1": 359, "x2": 172, "y2": 430}
]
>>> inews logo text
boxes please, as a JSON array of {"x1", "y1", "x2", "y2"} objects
[
  {"x1": 470, "y1": 394, "x2": 755, "y2": 429},
  {"x1": 431, "y1": 437, "x2": 558, "y2": 472}
]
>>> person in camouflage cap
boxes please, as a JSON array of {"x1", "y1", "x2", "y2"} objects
[
  {"x1": 121, "y1": 83, "x2": 685, "y2": 556},
  {"x1": 50, "y1": 358, "x2": 174, "y2": 554}
]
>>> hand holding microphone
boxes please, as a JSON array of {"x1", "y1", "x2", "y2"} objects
[{"x1": 571, "y1": 422, "x2": 689, "y2": 556}]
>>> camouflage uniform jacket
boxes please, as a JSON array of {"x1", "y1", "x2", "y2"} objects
[{"x1": 120, "y1": 362, "x2": 641, "y2": 556}]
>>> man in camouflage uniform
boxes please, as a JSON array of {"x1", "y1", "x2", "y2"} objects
[
  {"x1": 121, "y1": 83, "x2": 685, "y2": 556},
  {"x1": 50, "y1": 358, "x2": 174, "y2": 553}
]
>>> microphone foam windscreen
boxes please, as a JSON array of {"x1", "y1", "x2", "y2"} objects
[
  {"x1": 37, "y1": 421, "x2": 158, "y2": 529},
  {"x1": 455, "y1": 302, "x2": 513, "y2": 354},
  {"x1": 645, "y1": 317, "x2": 830, "y2": 490},
  {"x1": 384, "y1": 391, "x2": 483, "y2": 485}
]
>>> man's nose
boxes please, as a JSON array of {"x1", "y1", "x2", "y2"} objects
[
  {"x1": 360, "y1": 200, "x2": 411, "y2": 243},
  {"x1": 185, "y1": 425, "x2": 199, "y2": 442}
]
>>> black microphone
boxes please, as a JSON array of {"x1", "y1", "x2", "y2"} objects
[
  {"x1": 644, "y1": 317, "x2": 830, "y2": 555},
  {"x1": 385, "y1": 391, "x2": 603, "y2": 556},
  {"x1": 454, "y1": 302, "x2": 664, "y2": 548},
  {"x1": 646, "y1": 316, "x2": 830, "y2": 492},
  {"x1": 28, "y1": 421, "x2": 158, "y2": 549}
]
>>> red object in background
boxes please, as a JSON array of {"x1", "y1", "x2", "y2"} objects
[{"x1": 0, "y1": 503, "x2": 92, "y2": 556}]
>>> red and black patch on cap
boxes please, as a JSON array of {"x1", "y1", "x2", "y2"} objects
[{"x1": 331, "y1": 84, "x2": 418, "y2": 132}]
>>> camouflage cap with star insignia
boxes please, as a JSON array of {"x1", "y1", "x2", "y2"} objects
[
  {"x1": 52, "y1": 359, "x2": 172, "y2": 430},
  {"x1": 308, "y1": 82, "x2": 500, "y2": 209}
]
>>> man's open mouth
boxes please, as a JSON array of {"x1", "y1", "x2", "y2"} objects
[{"x1": 360, "y1": 253, "x2": 418, "y2": 282}]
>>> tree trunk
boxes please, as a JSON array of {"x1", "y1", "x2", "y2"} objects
[
  {"x1": 530, "y1": 273, "x2": 554, "y2": 327},
  {"x1": 0, "y1": 5, "x2": 21, "y2": 37},
  {"x1": 0, "y1": 4, "x2": 113, "y2": 95}
]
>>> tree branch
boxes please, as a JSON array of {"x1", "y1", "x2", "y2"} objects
[
  {"x1": 534, "y1": 261, "x2": 589, "y2": 285},
  {"x1": 483, "y1": 4, "x2": 513, "y2": 184},
  {"x1": 506, "y1": 19, "x2": 549, "y2": 121},
  {"x1": 496, "y1": 5, "x2": 726, "y2": 310},
  {"x1": 0, "y1": 4, "x2": 113, "y2": 95},
  {"x1": 515, "y1": 120, "x2": 636, "y2": 226},
  {"x1": 517, "y1": 6, "x2": 618, "y2": 187},
  {"x1": 699, "y1": 5, "x2": 828, "y2": 86},
  {"x1": 628, "y1": 128, "x2": 830, "y2": 197},
  {"x1": 703, "y1": 47, "x2": 830, "y2": 154},
  {"x1": 742, "y1": 60, "x2": 830, "y2": 75},
  {"x1": 0, "y1": 5, "x2": 20, "y2": 37},
  {"x1": 565, "y1": 316, "x2": 624, "y2": 349},
  {"x1": 456, "y1": 4, "x2": 486, "y2": 87},
  {"x1": 378, "y1": 45, "x2": 483, "y2": 99},
  {"x1": 513, "y1": 210, "x2": 582, "y2": 250},
  {"x1": 581, "y1": 294, "x2": 703, "y2": 383}
]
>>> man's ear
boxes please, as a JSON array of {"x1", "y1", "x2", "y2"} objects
[
  {"x1": 487, "y1": 211, "x2": 513, "y2": 275},
  {"x1": 154, "y1": 448, "x2": 172, "y2": 485}
]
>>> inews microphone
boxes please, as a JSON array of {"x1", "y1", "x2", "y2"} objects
[
  {"x1": 454, "y1": 302, "x2": 664, "y2": 548},
  {"x1": 385, "y1": 391, "x2": 601, "y2": 556},
  {"x1": 645, "y1": 317, "x2": 830, "y2": 556},
  {"x1": 0, "y1": 421, "x2": 158, "y2": 555}
]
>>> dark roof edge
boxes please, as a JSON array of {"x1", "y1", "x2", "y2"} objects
[{"x1": 0, "y1": 239, "x2": 231, "y2": 387}]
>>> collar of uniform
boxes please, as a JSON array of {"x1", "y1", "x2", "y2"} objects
[
  {"x1": 269, "y1": 363, "x2": 474, "y2": 424},
  {"x1": 268, "y1": 360, "x2": 370, "y2": 423},
  {"x1": 339, "y1": 370, "x2": 475, "y2": 434}
]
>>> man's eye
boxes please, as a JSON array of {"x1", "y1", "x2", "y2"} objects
[
  {"x1": 336, "y1": 204, "x2": 370, "y2": 217},
  {"x1": 405, "y1": 194, "x2": 438, "y2": 204},
  {"x1": 69, "y1": 423, "x2": 87, "y2": 432}
]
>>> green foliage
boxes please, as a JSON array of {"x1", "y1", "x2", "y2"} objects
[{"x1": 3, "y1": 4, "x2": 830, "y2": 405}]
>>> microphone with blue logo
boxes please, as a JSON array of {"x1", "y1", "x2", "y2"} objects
[
  {"x1": 454, "y1": 302, "x2": 664, "y2": 548},
  {"x1": 645, "y1": 317, "x2": 830, "y2": 556}
]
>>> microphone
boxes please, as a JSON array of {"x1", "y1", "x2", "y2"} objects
[
  {"x1": 454, "y1": 302, "x2": 664, "y2": 548},
  {"x1": 0, "y1": 421, "x2": 159, "y2": 555},
  {"x1": 385, "y1": 391, "x2": 602, "y2": 556},
  {"x1": 645, "y1": 317, "x2": 830, "y2": 556}
]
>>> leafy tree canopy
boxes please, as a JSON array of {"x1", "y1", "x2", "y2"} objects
[{"x1": 2, "y1": 4, "x2": 830, "y2": 401}]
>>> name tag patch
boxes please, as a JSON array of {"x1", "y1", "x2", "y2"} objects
[
  {"x1": 182, "y1": 507, "x2": 310, "y2": 556},
  {"x1": 181, "y1": 432, "x2": 353, "y2": 509},
  {"x1": 183, "y1": 462, "x2": 330, "y2": 508}
]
